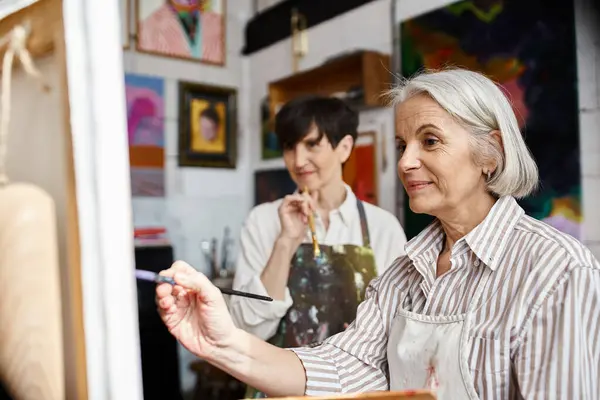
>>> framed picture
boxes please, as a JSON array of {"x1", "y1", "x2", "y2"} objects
[
  {"x1": 343, "y1": 131, "x2": 378, "y2": 205},
  {"x1": 135, "y1": 0, "x2": 226, "y2": 66},
  {"x1": 254, "y1": 169, "x2": 296, "y2": 205},
  {"x1": 125, "y1": 73, "x2": 165, "y2": 197},
  {"x1": 178, "y1": 81, "x2": 237, "y2": 168},
  {"x1": 121, "y1": 0, "x2": 130, "y2": 49}
]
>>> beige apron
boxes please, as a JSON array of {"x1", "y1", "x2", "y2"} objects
[{"x1": 387, "y1": 271, "x2": 493, "y2": 400}]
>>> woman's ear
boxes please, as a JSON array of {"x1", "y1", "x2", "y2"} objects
[
  {"x1": 488, "y1": 130, "x2": 504, "y2": 173},
  {"x1": 490, "y1": 130, "x2": 503, "y2": 150},
  {"x1": 337, "y1": 134, "x2": 355, "y2": 163}
]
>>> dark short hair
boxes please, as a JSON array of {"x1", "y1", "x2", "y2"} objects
[
  {"x1": 274, "y1": 95, "x2": 358, "y2": 150},
  {"x1": 200, "y1": 106, "x2": 220, "y2": 126}
]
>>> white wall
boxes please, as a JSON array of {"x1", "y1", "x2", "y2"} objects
[
  {"x1": 122, "y1": 2, "x2": 254, "y2": 394},
  {"x1": 256, "y1": 0, "x2": 285, "y2": 13}
]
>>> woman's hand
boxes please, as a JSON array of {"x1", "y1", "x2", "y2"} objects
[
  {"x1": 155, "y1": 261, "x2": 237, "y2": 360},
  {"x1": 156, "y1": 263, "x2": 308, "y2": 398},
  {"x1": 277, "y1": 190, "x2": 317, "y2": 247}
]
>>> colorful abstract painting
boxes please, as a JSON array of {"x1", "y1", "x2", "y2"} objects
[
  {"x1": 136, "y1": 0, "x2": 225, "y2": 65},
  {"x1": 125, "y1": 73, "x2": 165, "y2": 197},
  {"x1": 399, "y1": 0, "x2": 580, "y2": 239}
]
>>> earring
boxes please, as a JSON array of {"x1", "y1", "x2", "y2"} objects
[{"x1": 486, "y1": 171, "x2": 491, "y2": 181}]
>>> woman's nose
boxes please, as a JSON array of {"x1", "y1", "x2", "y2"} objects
[
  {"x1": 398, "y1": 144, "x2": 421, "y2": 173},
  {"x1": 294, "y1": 147, "x2": 308, "y2": 168}
]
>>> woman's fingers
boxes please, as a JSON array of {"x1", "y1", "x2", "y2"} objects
[
  {"x1": 173, "y1": 263, "x2": 221, "y2": 303},
  {"x1": 282, "y1": 193, "x2": 313, "y2": 217},
  {"x1": 156, "y1": 262, "x2": 196, "y2": 312},
  {"x1": 156, "y1": 281, "x2": 174, "y2": 298},
  {"x1": 301, "y1": 190, "x2": 318, "y2": 214},
  {"x1": 156, "y1": 292, "x2": 174, "y2": 310}
]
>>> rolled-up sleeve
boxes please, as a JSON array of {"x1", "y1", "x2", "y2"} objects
[
  {"x1": 513, "y1": 266, "x2": 600, "y2": 399},
  {"x1": 289, "y1": 279, "x2": 389, "y2": 396},
  {"x1": 229, "y1": 208, "x2": 293, "y2": 340}
]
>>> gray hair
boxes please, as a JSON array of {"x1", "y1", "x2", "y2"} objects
[{"x1": 387, "y1": 68, "x2": 539, "y2": 199}]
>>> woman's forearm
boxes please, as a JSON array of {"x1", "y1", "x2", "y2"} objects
[
  {"x1": 260, "y1": 237, "x2": 298, "y2": 300},
  {"x1": 208, "y1": 328, "x2": 306, "y2": 397}
]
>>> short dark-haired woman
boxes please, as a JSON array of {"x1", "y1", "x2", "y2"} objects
[{"x1": 229, "y1": 95, "x2": 407, "y2": 398}]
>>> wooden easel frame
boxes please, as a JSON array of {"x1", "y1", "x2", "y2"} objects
[
  {"x1": 0, "y1": 0, "x2": 144, "y2": 398},
  {"x1": 0, "y1": 1, "x2": 87, "y2": 397}
]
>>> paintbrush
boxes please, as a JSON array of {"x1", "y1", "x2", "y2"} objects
[
  {"x1": 135, "y1": 269, "x2": 273, "y2": 302},
  {"x1": 304, "y1": 186, "x2": 321, "y2": 259}
]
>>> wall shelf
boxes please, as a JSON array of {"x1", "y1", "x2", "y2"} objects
[{"x1": 268, "y1": 50, "x2": 391, "y2": 117}]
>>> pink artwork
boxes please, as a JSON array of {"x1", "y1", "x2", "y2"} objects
[
  {"x1": 136, "y1": 0, "x2": 225, "y2": 65},
  {"x1": 125, "y1": 73, "x2": 165, "y2": 197}
]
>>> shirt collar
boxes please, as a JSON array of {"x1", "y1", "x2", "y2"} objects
[
  {"x1": 405, "y1": 196, "x2": 524, "y2": 270},
  {"x1": 405, "y1": 219, "x2": 445, "y2": 265},
  {"x1": 463, "y1": 196, "x2": 524, "y2": 270},
  {"x1": 337, "y1": 184, "x2": 357, "y2": 226}
]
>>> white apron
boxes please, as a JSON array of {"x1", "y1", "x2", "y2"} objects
[{"x1": 387, "y1": 272, "x2": 492, "y2": 400}]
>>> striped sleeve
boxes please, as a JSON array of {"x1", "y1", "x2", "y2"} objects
[
  {"x1": 513, "y1": 266, "x2": 600, "y2": 399},
  {"x1": 289, "y1": 281, "x2": 390, "y2": 395}
]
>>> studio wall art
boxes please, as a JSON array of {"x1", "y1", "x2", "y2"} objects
[
  {"x1": 125, "y1": 73, "x2": 166, "y2": 197},
  {"x1": 398, "y1": 0, "x2": 580, "y2": 239}
]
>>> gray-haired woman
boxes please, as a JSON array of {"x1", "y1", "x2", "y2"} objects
[{"x1": 155, "y1": 68, "x2": 600, "y2": 400}]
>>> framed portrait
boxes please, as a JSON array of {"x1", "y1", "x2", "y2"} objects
[
  {"x1": 135, "y1": 0, "x2": 226, "y2": 66},
  {"x1": 121, "y1": 0, "x2": 130, "y2": 48},
  {"x1": 343, "y1": 131, "x2": 378, "y2": 205},
  {"x1": 178, "y1": 81, "x2": 237, "y2": 168}
]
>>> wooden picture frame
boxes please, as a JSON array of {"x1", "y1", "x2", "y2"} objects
[
  {"x1": 178, "y1": 81, "x2": 237, "y2": 168},
  {"x1": 343, "y1": 131, "x2": 379, "y2": 205},
  {"x1": 134, "y1": 0, "x2": 227, "y2": 66}
]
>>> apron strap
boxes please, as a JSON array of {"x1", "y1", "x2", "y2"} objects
[{"x1": 356, "y1": 199, "x2": 371, "y2": 247}]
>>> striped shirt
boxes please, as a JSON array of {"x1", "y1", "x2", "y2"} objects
[{"x1": 290, "y1": 196, "x2": 600, "y2": 399}]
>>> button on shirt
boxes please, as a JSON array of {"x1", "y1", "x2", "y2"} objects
[
  {"x1": 291, "y1": 196, "x2": 600, "y2": 399},
  {"x1": 229, "y1": 185, "x2": 407, "y2": 340}
]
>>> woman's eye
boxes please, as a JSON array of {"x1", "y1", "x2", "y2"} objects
[
  {"x1": 305, "y1": 140, "x2": 321, "y2": 149},
  {"x1": 424, "y1": 137, "x2": 439, "y2": 146}
]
